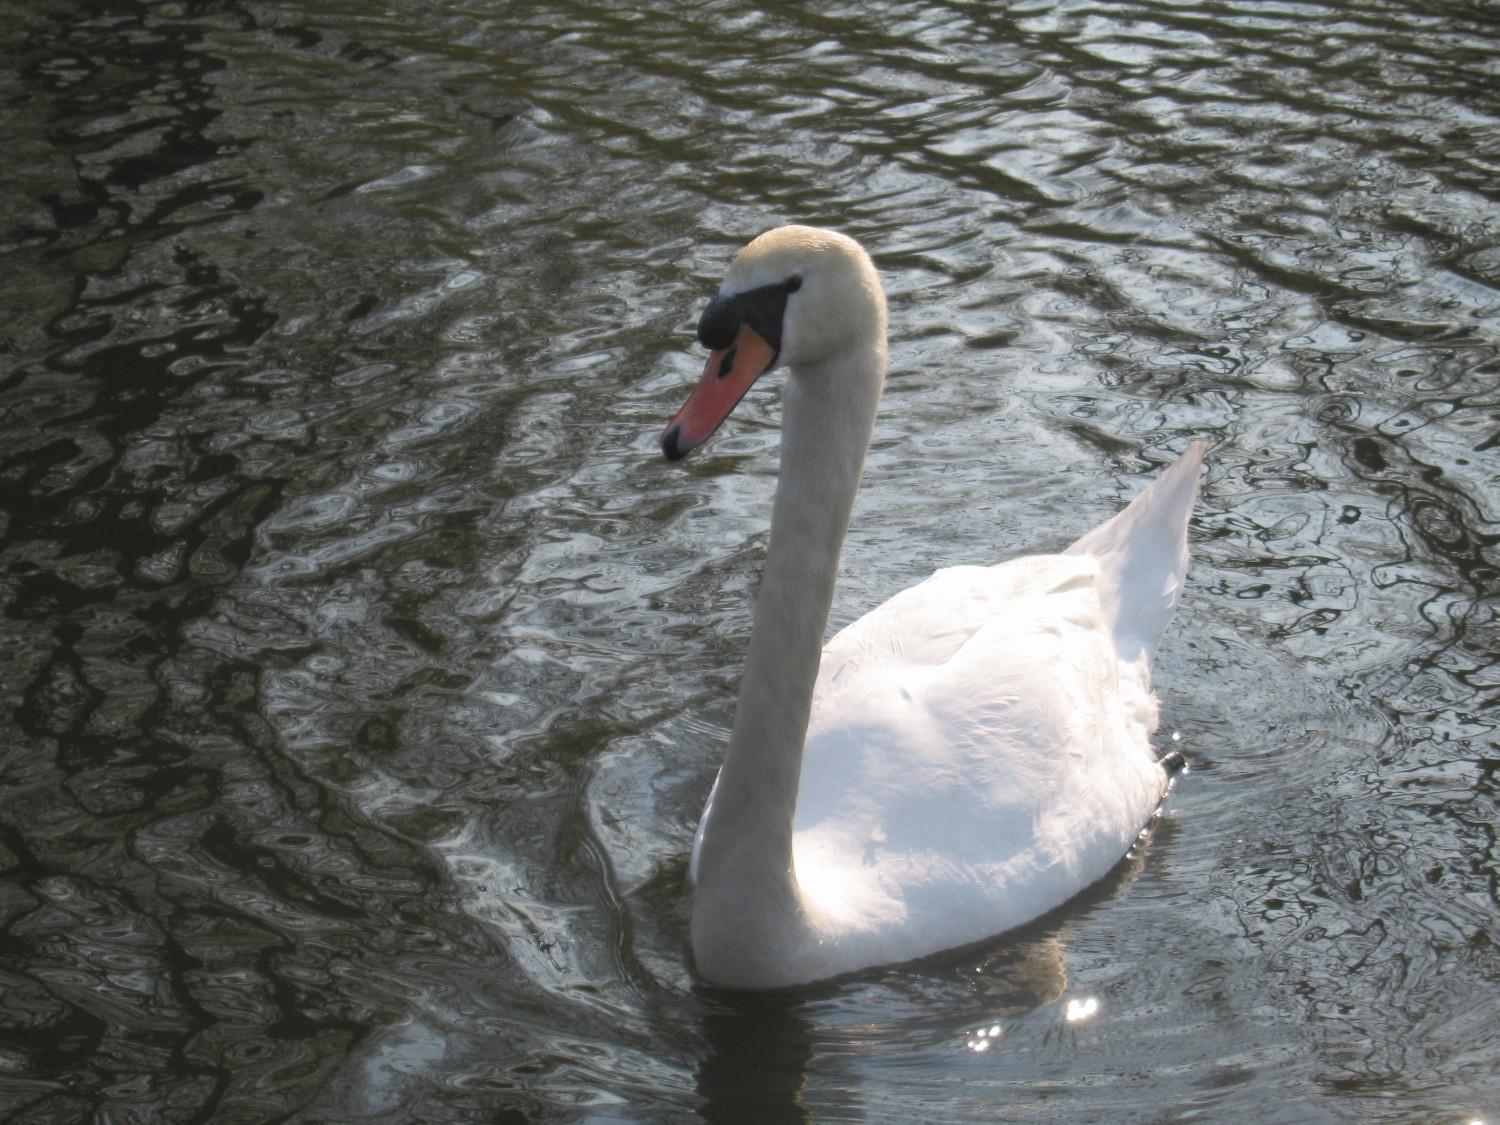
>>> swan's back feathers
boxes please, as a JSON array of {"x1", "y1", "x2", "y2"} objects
[
  {"x1": 789, "y1": 556, "x2": 1167, "y2": 968},
  {"x1": 1064, "y1": 441, "x2": 1207, "y2": 669},
  {"x1": 780, "y1": 446, "x2": 1207, "y2": 966}
]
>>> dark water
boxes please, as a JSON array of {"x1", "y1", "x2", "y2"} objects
[{"x1": 3, "y1": 0, "x2": 1498, "y2": 1119}]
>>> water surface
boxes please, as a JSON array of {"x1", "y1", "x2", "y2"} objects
[{"x1": 2, "y1": 0, "x2": 1498, "y2": 1120}]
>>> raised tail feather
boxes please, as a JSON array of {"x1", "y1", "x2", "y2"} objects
[{"x1": 1065, "y1": 441, "x2": 1208, "y2": 669}]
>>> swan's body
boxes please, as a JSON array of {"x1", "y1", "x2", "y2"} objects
[{"x1": 661, "y1": 226, "x2": 1205, "y2": 989}]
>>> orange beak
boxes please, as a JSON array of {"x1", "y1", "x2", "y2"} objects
[{"x1": 660, "y1": 322, "x2": 779, "y2": 461}]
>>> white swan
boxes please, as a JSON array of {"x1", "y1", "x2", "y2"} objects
[{"x1": 660, "y1": 226, "x2": 1206, "y2": 990}]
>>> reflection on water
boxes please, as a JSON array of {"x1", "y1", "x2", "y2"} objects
[
  {"x1": 1062, "y1": 997, "x2": 1099, "y2": 1024},
  {"x1": 2, "y1": 0, "x2": 1498, "y2": 1119},
  {"x1": 699, "y1": 993, "x2": 815, "y2": 1123}
]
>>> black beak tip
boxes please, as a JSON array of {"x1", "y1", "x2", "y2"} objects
[{"x1": 661, "y1": 424, "x2": 687, "y2": 462}]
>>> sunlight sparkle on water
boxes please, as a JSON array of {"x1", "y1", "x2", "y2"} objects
[
  {"x1": 965, "y1": 1023, "x2": 1004, "y2": 1053},
  {"x1": 1065, "y1": 997, "x2": 1100, "y2": 1023}
]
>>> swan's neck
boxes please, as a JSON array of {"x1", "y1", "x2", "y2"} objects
[{"x1": 692, "y1": 341, "x2": 885, "y2": 975}]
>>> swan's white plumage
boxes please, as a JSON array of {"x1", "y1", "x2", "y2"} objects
[
  {"x1": 670, "y1": 226, "x2": 1205, "y2": 989},
  {"x1": 792, "y1": 447, "x2": 1205, "y2": 972}
]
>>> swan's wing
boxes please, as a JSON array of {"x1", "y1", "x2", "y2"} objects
[
  {"x1": 694, "y1": 558, "x2": 1107, "y2": 887},
  {"x1": 792, "y1": 556, "x2": 1167, "y2": 953}
]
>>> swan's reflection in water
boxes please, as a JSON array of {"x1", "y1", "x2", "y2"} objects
[
  {"x1": 694, "y1": 926, "x2": 1072, "y2": 1119},
  {"x1": 697, "y1": 991, "x2": 816, "y2": 1123},
  {"x1": 962, "y1": 931, "x2": 1069, "y2": 1056},
  {"x1": 695, "y1": 818, "x2": 1160, "y2": 1118}
]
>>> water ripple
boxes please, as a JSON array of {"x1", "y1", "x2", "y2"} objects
[{"x1": 2, "y1": 0, "x2": 1498, "y2": 1119}]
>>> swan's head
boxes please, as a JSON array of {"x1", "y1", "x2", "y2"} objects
[{"x1": 661, "y1": 225, "x2": 885, "y2": 461}]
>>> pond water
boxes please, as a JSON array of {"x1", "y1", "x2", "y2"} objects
[{"x1": 3, "y1": 0, "x2": 1498, "y2": 1120}]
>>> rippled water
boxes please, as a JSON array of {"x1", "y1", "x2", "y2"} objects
[{"x1": 3, "y1": 0, "x2": 1498, "y2": 1119}]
